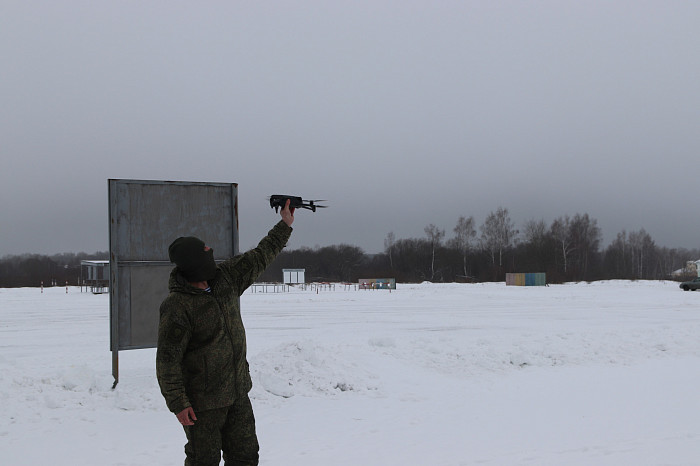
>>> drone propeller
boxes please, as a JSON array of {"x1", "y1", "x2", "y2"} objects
[{"x1": 306, "y1": 200, "x2": 328, "y2": 212}]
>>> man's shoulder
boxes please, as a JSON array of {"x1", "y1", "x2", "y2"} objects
[{"x1": 160, "y1": 290, "x2": 195, "y2": 314}]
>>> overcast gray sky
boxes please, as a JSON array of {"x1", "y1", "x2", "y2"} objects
[{"x1": 2, "y1": 0, "x2": 699, "y2": 256}]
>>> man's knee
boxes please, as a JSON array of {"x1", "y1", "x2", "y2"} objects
[
  {"x1": 184, "y1": 408, "x2": 227, "y2": 466},
  {"x1": 185, "y1": 435, "x2": 223, "y2": 466},
  {"x1": 221, "y1": 397, "x2": 259, "y2": 465}
]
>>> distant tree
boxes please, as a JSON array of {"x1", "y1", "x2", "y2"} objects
[
  {"x1": 391, "y1": 238, "x2": 432, "y2": 282},
  {"x1": 550, "y1": 216, "x2": 574, "y2": 275},
  {"x1": 604, "y1": 228, "x2": 657, "y2": 279},
  {"x1": 569, "y1": 213, "x2": 602, "y2": 279},
  {"x1": 384, "y1": 232, "x2": 396, "y2": 270},
  {"x1": 0, "y1": 251, "x2": 107, "y2": 287},
  {"x1": 318, "y1": 244, "x2": 366, "y2": 282},
  {"x1": 480, "y1": 207, "x2": 517, "y2": 267},
  {"x1": 604, "y1": 230, "x2": 630, "y2": 278},
  {"x1": 519, "y1": 218, "x2": 555, "y2": 274},
  {"x1": 655, "y1": 246, "x2": 699, "y2": 280},
  {"x1": 522, "y1": 219, "x2": 547, "y2": 246},
  {"x1": 628, "y1": 229, "x2": 656, "y2": 278},
  {"x1": 654, "y1": 246, "x2": 677, "y2": 279},
  {"x1": 259, "y1": 244, "x2": 367, "y2": 283},
  {"x1": 549, "y1": 214, "x2": 601, "y2": 280},
  {"x1": 449, "y1": 216, "x2": 477, "y2": 278},
  {"x1": 424, "y1": 224, "x2": 445, "y2": 281}
]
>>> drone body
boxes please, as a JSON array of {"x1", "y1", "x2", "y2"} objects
[{"x1": 269, "y1": 195, "x2": 327, "y2": 213}]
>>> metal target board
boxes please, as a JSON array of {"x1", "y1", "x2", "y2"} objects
[{"x1": 109, "y1": 179, "x2": 238, "y2": 387}]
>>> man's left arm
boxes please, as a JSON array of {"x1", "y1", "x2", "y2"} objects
[{"x1": 219, "y1": 200, "x2": 294, "y2": 292}]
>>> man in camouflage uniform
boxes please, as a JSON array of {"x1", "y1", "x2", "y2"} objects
[{"x1": 157, "y1": 200, "x2": 294, "y2": 466}]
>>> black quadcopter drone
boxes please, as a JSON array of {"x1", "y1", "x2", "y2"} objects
[{"x1": 269, "y1": 195, "x2": 327, "y2": 213}]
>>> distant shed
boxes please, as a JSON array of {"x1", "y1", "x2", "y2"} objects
[
  {"x1": 81, "y1": 260, "x2": 110, "y2": 293},
  {"x1": 359, "y1": 278, "x2": 396, "y2": 290},
  {"x1": 506, "y1": 273, "x2": 546, "y2": 286}
]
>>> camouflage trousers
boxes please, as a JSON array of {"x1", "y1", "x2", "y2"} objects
[{"x1": 183, "y1": 395, "x2": 259, "y2": 466}]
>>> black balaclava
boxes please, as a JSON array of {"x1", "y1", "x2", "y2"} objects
[{"x1": 168, "y1": 236, "x2": 217, "y2": 282}]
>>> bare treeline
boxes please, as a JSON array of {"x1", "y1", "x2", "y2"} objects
[
  {"x1": 0, "y1": 252, "x2": 108, "y2": 288},
  {"x1": 259, "y1": 208, "x2": 699, "y2": 284},
  {"x1": 1, "y1": 208, "x2": 698, "y2": 287}
]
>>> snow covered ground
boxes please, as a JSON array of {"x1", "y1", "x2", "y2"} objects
[{"x1": 2, "y1": 281, "x2": 700, "y2": 465}]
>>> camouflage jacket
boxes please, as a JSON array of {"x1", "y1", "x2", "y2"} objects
[{"x1": 156, "y1": 220, "x2": 292, "y2": 414}]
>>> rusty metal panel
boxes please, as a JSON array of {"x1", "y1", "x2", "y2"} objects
[{"x1": 109, "y1": 179, "x2": 239, "y2": 354}]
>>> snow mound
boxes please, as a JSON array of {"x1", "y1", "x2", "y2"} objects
[{"x1": 251, "y1": 340, "x2": 379, "y2": 399}]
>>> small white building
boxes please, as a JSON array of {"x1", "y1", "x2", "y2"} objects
[
  {"x1": 671, "y1": 260, "x2": 700, "y2": 278},
  {"x1": 81, "y1": 260, "x2": 110, "y2": 293},
  {"x1": 283, "y1": 268, "x2": 305, "y2": 284}
]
